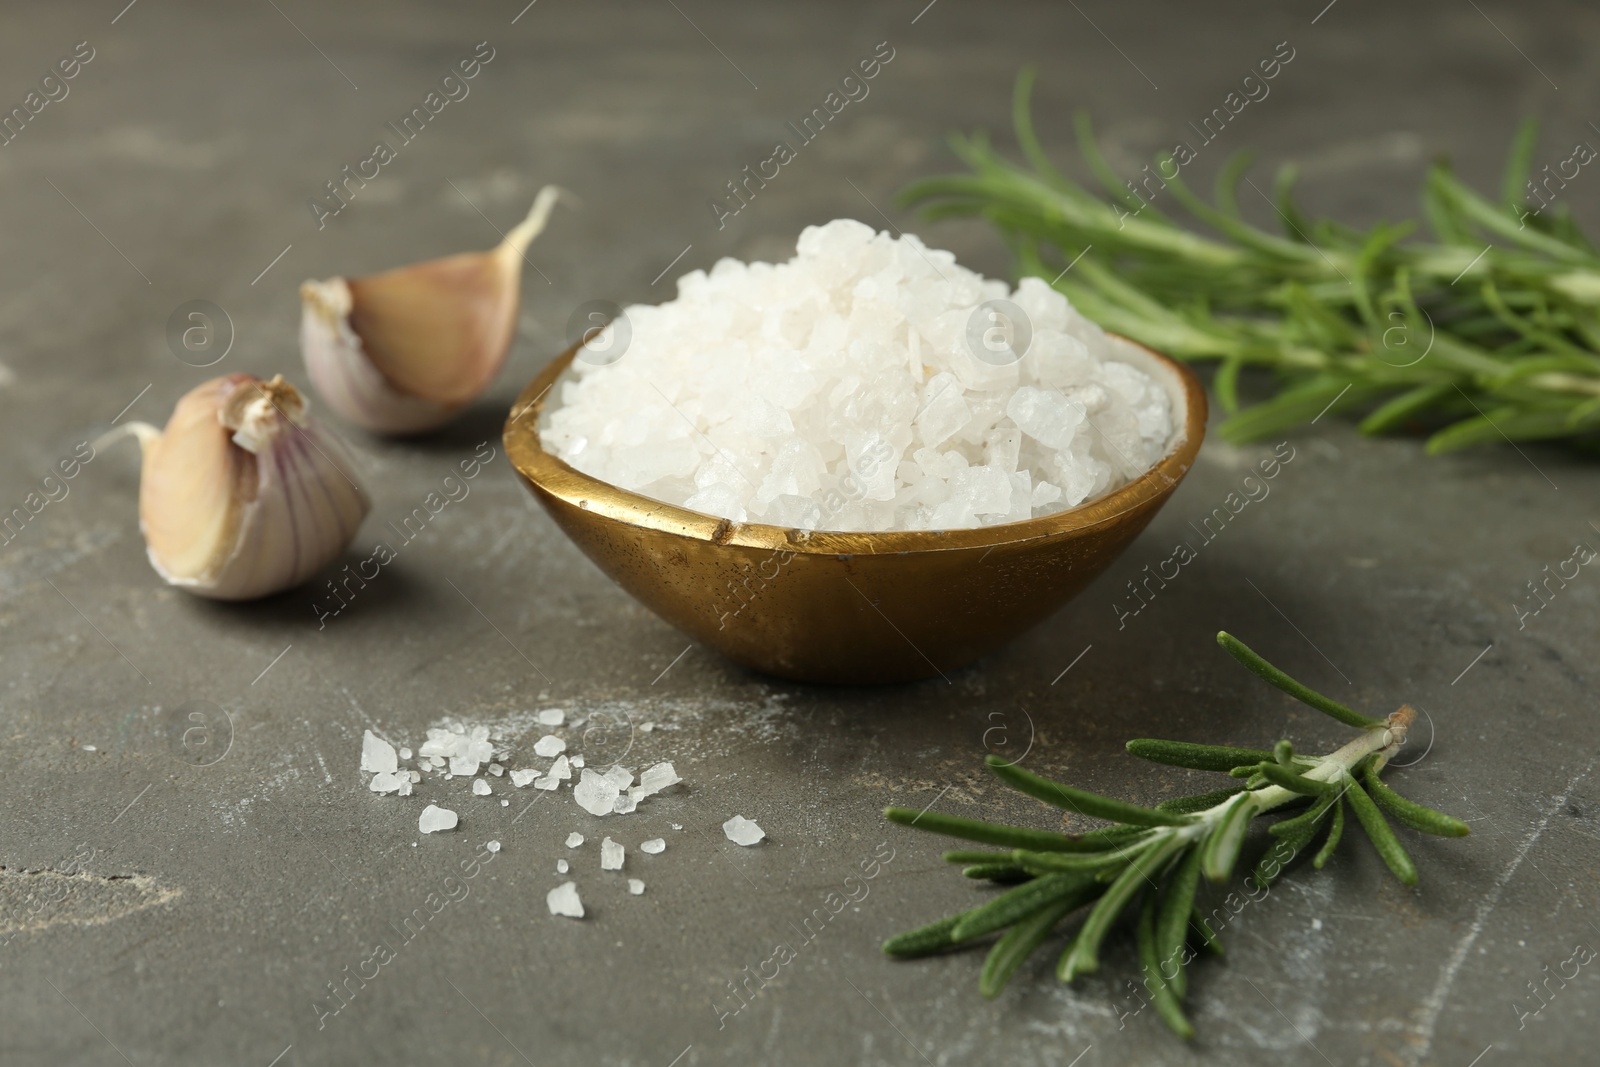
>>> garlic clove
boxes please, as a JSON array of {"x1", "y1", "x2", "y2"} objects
[
  {"x1": 300, "y1": 185, "x2": 562, "y2": 435},
  {"x1": 136, "y1": 374, "x2": 371, "y2": 600}
]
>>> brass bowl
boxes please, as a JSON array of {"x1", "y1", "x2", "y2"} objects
[{"x1": 505, "y1": 336, "x2": 1206, "y2": 684}]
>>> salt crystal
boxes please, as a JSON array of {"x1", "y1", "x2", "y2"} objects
[
  {"x1": 637, "y1": 761, "x2": 682, "y2": 797},
  {"x1": 472, "y1": 778, "x2": 491, "y2": 796},
  {"x1": 547, "y1": 881, "x2": 584, "y2": 918},
  {"x1": 574, "y1": 769, "x2": 620, "y2": 816},
  {"x1": 510, "y1": 769, "x2": 538, "y2": 788},
  {"x1": 550, "y1": 755, "x2": 572, "y2": 780},
  {"x1": 600, "y1": 837, "x2": 624, "y2": 870},
  {"x1": 418, "y1": 805, "x2": 458, "y2": 834},
  {"x1": 488, "y1": 763, "x2": 505, "y2": 776},
  {"x1": 671, "y1": 823, "x2": 683, "y2": 831},
  {"x1": 722, "y1": 816, "x2": 765, "y2": 845},
  {"x1": 407, "y1": 770, "x2": 421, "y2": 783},
  {"x1": 486, "y1": 840, "x2": 501, "y2": 853},
  {"x1": 398, "y1": 747, "x2": 413, "y2": 760},
  {"x1": 537, "y1": 709, "x2": 566, "y2": 726},
  {"x1": 449, "y1": 754, "x2": 480, "y2": 777},
  {"x1": 500, "y1": 799, "x2": 509, "y2": 807},
  {"x1": 360, "y1": 730, "x2": 398, "y2": 774},
  {"x1": 570, "y1": 755, "x2": 585, "y2": 768},
  {"x1": 534, "y1": 775, "x2": 560, "y2": 791},
  {"x1": 397, "y1": 780, "x2": 413, "y2": 796},
  {"x1": 82, "y1": 745, "x2": 96, "y2": 751},
  {"x1": 603, "y1": 765, "x2": 633, "y2": 790},
  {"x1": 641, "y1": 838, "x2": 666, "y2": 854},
  {"x1": 369, "y1": 772, "x2": 404, "y2": 794},
  {"x1": 566, "y1": 832, "x2": 584, "y2": 847},
  {"x1": 557, "y1": 859, "x2": 569, "y2": 874},
  {"x1": 612, "y1": 793, "x2": 638, "y2": 815},
  {"x1": 540, "y1": 224, "x2": 1173, "y2": 530},
  {"x1": 533, "y1": 734, "x2": 566, "y2": 757},
  {"x1": 639, "y1": 722, "x2": 655, "y2": 733},
  {"x1": 628, "y1": 879, "x2": 645, "y2": 896}
]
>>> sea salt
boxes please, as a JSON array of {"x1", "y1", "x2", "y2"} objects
[
  {"x1": 419, "y1": 805, "x2": 458, "y2": 834},
  {"x1": 570, "y1": 755, "x2": 585, "y2": 769},
  {"x1": 368, "y1": 771, "x2": 405, "y2": 794},
  {"x1": 472, "y1": 778, "x2": 491, "y2": 796},
  {"x1": 723, "y1": 816, "x2": 765, "y2": 846},
  {"x1": 636, "y1": 761, "x2": 681, "y2": 797},
  {"x1": 566, "y1": 832, "x2": 584, "y2": 847},
  {"x1": 628, "y1": 879, "x2": 645, "y2": 895},
  {"x1": 398, "y1": 746, "x2": 413, "y2": 760},
  {"x1": 537, "y1": 709, "x2": 565, "y2": 726},
  {"x1": 534, "y1": 734, "x2": 566, "y2": 757},
  {"x1": 510, "y1": 769, "x2": 538, "y2": 788},
  {"x1": 486, "y1": 840, "x2": 501, "y2": 853},
  {"x1": 641, "y1": 838, "x2": 666, "y2": 855},
  {"x1": 557, "y1": 859, "x2": 569, "y2": 874},
  {"x1": 547, "y1": 881, "x2": 584, "y2": 919},
  {"x1": 541, "y1": 220, "x2": 1175, "y2": 531},
  {"x1": 574, "y1": 769, "x2": 620, "y2": 816},
  {"x1": 550, "y1": 755, "x2": 572, "y2": 781},
  {"x1": 360, "y1": 730, "x2": 397, "y2": 774},
  {"x1": 488, "y1": 763, "x2": 505, "y2": 776},
  {"x1": 600, "y1": 837, "x2": 624, "y2": 870},
  {"x1": 603, "y1": 765, "x2": 633, "y2": 790}
]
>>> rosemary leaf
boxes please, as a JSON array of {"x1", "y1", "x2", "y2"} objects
[
  {"x1": 1256, "y1": 762, "x2": 1340, "y2": 796},
  {"x1": 1156, "y1": 844, "x2": 1205, "y2": 997},
  {"x1": 1125, "y1": 738, "x2": 1275, "y2": 772},
  {"x1": 1201, "y1": 794, "x2": 1257, "y2": 882},
  {"x1": 883, "y1": 806, "x2": 1093, "y2": 852},
  {"x1": 1138, "y1": 888, "x2": 1196, "y2": 1039},
  {"x1": 1215, "y1": 632, "x2": 1383, "y2": 728},
  {"x1": 1155, "y1": 785, "x2": 1248, "y2": 814},
  {"x1": 963, "y1": 863, "x2": 1032, "y2": 882},
  {"x1": 987, "y1": 755, "x2": 1191, "y2": 827},
  {"x1": 882, "y1": 914, "x2": 969, "y2": 958},
  {"x1": 951, "y1": 872, "x2": 1097, "y2": 942},
  {"x1": 1343, "y1": 776, "x2": 1419, "y2": 886},
  {"x1": 979, "y1": 891, "x2": 1085, "y2": 999},
  {"x1": 1363, "y1": 761, "x2": 1472, "y2": 837},
  {"x1": 1313, "y1": 800, "x2": 1346, "y2": 869},
  {"x1": 1060, "y1": 838, "x2": 1186, "y2": 980}
]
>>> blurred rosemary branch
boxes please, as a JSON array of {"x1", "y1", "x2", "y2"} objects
[
  {"x1": 881, "y1": 631, "x2": 1469, "y2": 1039},
  {"x1": 901, "y1": 69, "x2": 1600, "y2": 453}
]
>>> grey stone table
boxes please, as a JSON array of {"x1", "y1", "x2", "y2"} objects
[{"x1": 2, "y1": 2, "x2": 1596, "y2": 1065}]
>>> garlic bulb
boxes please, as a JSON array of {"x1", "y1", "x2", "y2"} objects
[
  {"x1": 134, "y1": 374, "x2": 370, "y2": 600},
  {"x1": 300, "y1": 185, "x2": 562, "y2": 435}
]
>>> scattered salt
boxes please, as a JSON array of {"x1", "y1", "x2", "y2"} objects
[
  {"x1": 612, "y1": 793, "x2": 638, "y2": 815},
  {"x1": 671, "y1": 823, "x2": 683, "y2": 831},
  {"x1": 501, "y1": 799, "x2": 509, "y2": 807},
  {"x1": 566, "y1": 832, "x2": 584, "y2": 848},
  {"x1": 472, "y1": 778, "x2": 491, "y2": 796},
  {"x1": 723, "y1": 816, "x2": 765, "y2": 846},
  {"x1": 600, "y1": 837, "x2": 624, "y2": 870},
  {"x1": 510, "y1": 769, "x2": 538, "y2": 788},
  {"x1": 557, "y1": 859, "x2": 569, "y2": 874},
  {"x1": 537, "y1": 709, "x2": 565, "y2": 726},
  {"x1": 602, "y1": 765, "x2": 633, "y2": 789},
  {"x1": 368, "y1": 772, "x2": 405, "y2": 794},
  {"x1": 407, "y1": 770, "x2": 421, "y2": 783},
  {"x1": 574, "y1": 769, "x2": 621, "y2": 816},
  {"x1": 82, "y1": 745, "x2": 97, "y2": 751},
  {"x1": 534, "y1": 775, "x2": 561, "y2": 791},
  {"x1": 550, "y1": 755, "x2": 572, "y2": 781},
  {"x1": 360, "y1": 730, "x2": 398, "y2": 774},
  {"x1": 637, "y1": 761, "x2": 681, "y2": 797},
  {"x1": 533, "y1": 734, "x2": 566, "y2": 758},
  {"x1": 641, "y1": 838, "x2": 666, "y2": 855},
  {"x1": 540, "y1": 220, "x2": 1175, "y2": 531},
  {"x1": 639, "y1": 723, "x2": 655, "y2": 734},
  {"x1": 547, "y1": 881, "x2": 584, "y2": 919},
  {"x1": 569, "y1": 754, "x2": 585, "y2": 768},
  {"x1": 628, "y1": 879, "x2": 645, "y2": 896},
  {"x1": 486, "y1": 840, "x2": 501, "y2": 853},
  {"x1": 488, "y1": 763, "x2": 505, "y2": 776},
  {"x1": 398, "y1": 746, "x2": 412, "y2": 760},
  {"x1": 418, "y1": 805, "x2": 459, "y2": 834}
]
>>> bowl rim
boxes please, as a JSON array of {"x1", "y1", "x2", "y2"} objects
[{"x1": 503, "y1": 334, "x2": 1207, "y2": 556}]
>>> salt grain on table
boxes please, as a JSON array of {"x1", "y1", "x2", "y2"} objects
[
  {"x1": 537, "y1": 709, "x2": 565, "y2": 726},
  {"x1": 641, "y1": 838, "x2": 666, "y2": 854},
  {"x1": 547, "y1": 881, "x2": 584, "y2": 919},
  {"x1": 566, "y1": 832, "x2": 584, "y2": 847},
  {"x1": 637, "y1": 761, "x2": 681, "y2": 797},
  {"x1": 600, "y1": 837, "x2": 624, "y2": 870},
  {"x1": 570, "y1": 754, "x2": 585, "y2": 768},
  {"x1": 486, "y1": 840, "x2": 501, "y2": 853},
  {"x1": 472, "y1": 778, "x2": 491, "y2": 796},
  {"x1": 611, "y1": 793, "x2": 638, "y2": 815},
  {"x1": 533, "y1": 734, "x2": 566, "y2": 757},
  {"x1": 628, "y1": 879, "x2": 645, "y2": 895},
  {"x1": 557, "y1": 859, "x2": 569, "y2": 874},
  {"x1": 360, "y1": 730, "x2": 397, "y2": 774},
  {"x1": 418, "y1": 805, "x2": 458, "y2": 834},
  {"x1": 488, "y1": 763, "x2": 505, "y2": 776},
  {"x1": 723, "y1": 815, "x2": 765, "y2": 845},
  {"x1": 549, "y1": 755, "x2": 572, "y2": 780},
  {"x1": 574, "y1": 769, "x2": 620, "y2": 816},
  {"x1": 368, "y1": 771, "x2": 404, "y2": 794},
  {"x1": 398, "y1": 746, "x2": 412, "y2": 760},
  {"x1": 510, "y1": 769, "x2": 538, "y2": 788},
  {"x1": 603, "y1": 765, "x2": 633, "y2": 789}
]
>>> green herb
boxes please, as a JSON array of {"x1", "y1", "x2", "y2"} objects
[
  {"x1": 900, "y1": 68, "x2": 1600, "y2": 454},
  {"x1": 880, "y1": 631, "x2": 1469, "y2": 1039}
]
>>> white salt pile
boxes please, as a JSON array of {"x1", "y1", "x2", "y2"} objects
[
  {"x1": 547, "y1": 881, "x2": 584, "y2": 918},
  {"x1": 541, "y1": 219, "x2": 1176, "y2": 531},
  {"x1": 723, "y1": 815, "x2": 765, "y2": 846}
]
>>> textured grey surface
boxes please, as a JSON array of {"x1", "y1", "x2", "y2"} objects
[{"x1": 2, "y1": 2, "x2": 1598, "y2": 1065}]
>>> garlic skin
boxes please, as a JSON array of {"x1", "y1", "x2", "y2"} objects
[
  {"x1": 137, "y1": 374, "x2": 371, "y2": 600},
  {"x1": 300, "y1": 185, "x2": 562, "y2": 435}
]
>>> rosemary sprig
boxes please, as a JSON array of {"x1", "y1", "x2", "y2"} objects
[
  {"x1": 881, "y1": 631, "x2": 1469, "y2": 1039},
  {"x1": 902, "y1": 69, "x2": 1600, "y2": 453}
]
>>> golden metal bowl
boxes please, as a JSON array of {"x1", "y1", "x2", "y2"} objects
[{"x1": 504, "y1": 336, "x2": 1206, "y2": 684}]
